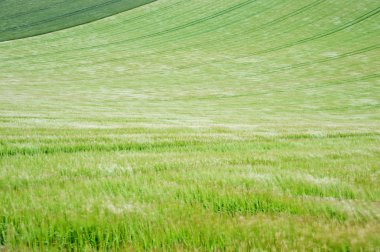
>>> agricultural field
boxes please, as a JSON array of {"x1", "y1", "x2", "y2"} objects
[{"x1": 0, "y1": 0, "x2": 379, "y2": 250}]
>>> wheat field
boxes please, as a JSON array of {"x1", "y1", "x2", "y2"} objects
[{"x1": 0, "y1": 0, "x2": 379, "y2": 250}]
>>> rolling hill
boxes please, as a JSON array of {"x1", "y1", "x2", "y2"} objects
[{"x1": 0, "y1": 0, "x2": 379, "y2": 250}]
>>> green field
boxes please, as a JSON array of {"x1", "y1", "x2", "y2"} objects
[
  {"x1": 0, "y1": 0, "x2": 380, "y2": 250},
  {"x1": 0, "y1": 0, "x2": 156, "y2": 42}
]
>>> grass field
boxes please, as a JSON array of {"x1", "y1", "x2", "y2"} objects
[
  {"x1": 0, "y1": 0, "x2": 156, "y2": 42},
  {"x1": 0, "y1": 0, "x2": 380, "y2": 250}
]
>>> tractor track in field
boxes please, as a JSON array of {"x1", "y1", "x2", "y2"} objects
[
  {"x1": 0, "y1": 0, "x2": 256, "y2": 62},
  {"x1": 0, "y1": 0, "x2": 335, "y2": 68},
  {"x1": 1, "y1": 2, "x2": 375, "y2": 78},
  {"x1": 2, "y1": 0, "x2": 375, "y2": 82},
  {"x1": 0, "y1": 0, "x2": 334, "y2": 70},
  {"x1": 0, "y1": 0, "x2": 188, "y2": 49},
  {"x1": 245, "y1": 44, "x2": 380, "y2": 76},
  {"x1": 0, "y1": 0, "x2": 336, "y2": 71},
  {"x1": 0, "y1": 0, "x2": 219, "y2": 60},
  {"x1": 1, "y1": 0, "x2": 325, "y2": 66},
  {"x1": 0, "y1": 0, "x2": 378, "y2": 98},
  {"x1": 0, "y1": 2, "x2": 380, "y2": 250},
  {"x1": 0, "y1": 0, "x2": 188, "y2": 51},
  {"x1": 178, "y1": 6, "x2": 380, "y2": 70}
]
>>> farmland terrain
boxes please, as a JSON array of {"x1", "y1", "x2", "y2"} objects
[
  {"x1": 0, "y1": 0, "x2": 379, "y2": 250},
  {"x1": 0, "y1": 0, "x2": 156, "y2": 41}
]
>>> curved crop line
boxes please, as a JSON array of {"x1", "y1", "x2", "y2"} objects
[
  {"x1": 246, "y1": 44, "x2": 380, "y2": 76},
  {"x1": 167, "y1": 3, "x2": 368, "y2": 68},
  {"x1": 174, "y1": 1, "x2": 359, "y2": 68},
  {"x1": 65, "y1": 0, "x2": 353, "y2": 72},
  {"x1": 0, "y1": 0, "x2": 188, "y2": 50},
  {"x1": 64, "y1": 0, "x2": 256, "y2": 51},
  {"x1": 0, "y1": 0, "x2": 323, "y2": 71},
  {"x1": 0, "y1": 0, "x2": 218, "y2": 60},
  {"x1": 0, "y1": 0, "x2": 256, "y2": 61},
  {"x1": 76, "y1": 0, "x2": 191, "y2": 39},
  {"x1": 106, "y1": 0, "x2": 256, "y2": 44},
  {"x1": 178, "y1": 7, "x2": 376, "y2": 69},
  {"x1": 15, "y1": 39, "x2": 379, "y2": 85},
  {"x1": 0, "y1": 0, "x2": 326, "y2": 70},
  {"x1": 0, "y1": 37, "x2": 373, "y2": 87},
  {"x1": 179, "y1": 6, "x2": 380, "y2": 70},
  {"x1": 259, "y1": 6, "x2": 380, "y2": 53},
  {"x1": 0, "y1": 1, "x2": 374, "y2": 79},
  {"x1": 89, "y1": 0, "x2": 323, "y2": 54},
  {"x1": 0, "y1": 0, "x2": 193, "y2": 52},
  {"x1": 0, "y1": 3, "x2": 377, "y2": 82},
  {"x1": 0, "y1": 0, "x2": 157, "y2": 42},
  {"x1": 107, "y1": 0, "x2": 301, "y2": 60},
  {"x1": 69, "y1": 0, "x2": 223, "y2": 48},
  {"x1": 132, "y1": 0, "x2": 329, "y2": 66},
  {"x1": 121, "y1": 42, "x2": 379, "y2": 81},
  {"x1": 126, "y1": 44, "x2": 380, "y2": 79},
  {"x1": 6, "y1": 0, "x2": 352, "y2": 75},
  {"x1": 171, "y1": 1, "x2": 336, "y2": 68},
  {"x1": 246, "y1": 0, "x2": 327, "y2": 33},
  {"x1": 0, "y1": 0, "x2": 261, "y2": 71},
  {"x1": 0, "y1": 0, "x2": 153, "y2": 32},
  {"x1": 74, "y1": 0, "x2": 205, "y2": 40}
]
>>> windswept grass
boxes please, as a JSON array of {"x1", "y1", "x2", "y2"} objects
[
  {"x1": 0, "y1": 0, "x2": 379, "y2": 250},
  {"x1": 0, "y1": 128, "x2": 379, "y2": 250}
]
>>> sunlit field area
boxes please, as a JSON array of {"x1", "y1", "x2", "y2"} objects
[{"x1": 0, "y1": 0, "x2": 379, "y2": 250}]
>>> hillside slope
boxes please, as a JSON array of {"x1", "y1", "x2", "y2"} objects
[
  {"x1": 0, "y1": 0, "x2": 379, "y2": 250},
  {"x1": 0, "y1": 0, "x2": 378, "y2": 128},
  {"x1": 0, "y1": 0, "x2": 156, "y2": 42}
]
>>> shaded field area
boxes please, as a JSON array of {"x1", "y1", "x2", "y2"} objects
[
  {"x1": 0, "y1": 0, "x2": 379, "y2": 250},
  {"x1": 0, "y1": 0, "x2": 156, "y2": 42}
]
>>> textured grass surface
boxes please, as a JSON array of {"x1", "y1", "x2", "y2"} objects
[
  {"x1": 0, "y1": 0, "x2": 380, "y2": 250},
  {"x1": 0, "y1": 0, "x2": 156, "y2": 42}
]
